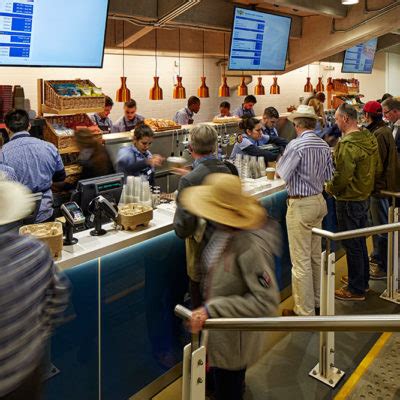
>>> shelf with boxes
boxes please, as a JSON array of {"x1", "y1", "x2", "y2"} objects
[{"x1": 37, "y1": 78, "x2": 106, "y2": 185}]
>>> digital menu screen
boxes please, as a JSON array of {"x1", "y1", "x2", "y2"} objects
[
  {"x1": 0, "y1": 0, "x2": 109, "y2": 67},
  {"x1": 342, "y1": 38, "x2": 378, "y2": 74},
  {"x1": 228, "y1": 7, "x2": 291, "y2": 71}
]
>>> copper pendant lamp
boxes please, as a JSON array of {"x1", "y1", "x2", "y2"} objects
[
  {"x1": 219, "y1": 33, "x2": 230, "y2": 97},
  {"x1": 238, "y1": 73, "x2": 248, "y2": 96},
  {"x1": 270, "y1": 76, "x2": 280, "y2": 95},
  {"x1": 254, "y1": 75, "x2": 265, "y2": 95},
  {"x1": 173, "y1": 29, "x2": 186, "y2": 99},
  {"x1": 198, "y1": 30, "x2": 209, "y2": 98},
  {"x1": 304, "y1": 65, "x2": 313, "y2": 93},
  {"x1": 150, "y1": 29, "x2": 163, "y2": 100},
  {"x1": 116, "y1": 21, "x2": 131, "y2": 102},
  {"x1": 316, "y1": 77, "x2": 324, "y2": 92}
]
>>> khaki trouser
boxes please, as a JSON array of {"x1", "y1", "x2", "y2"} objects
[{"x1": 286, "y1": 194, "x2": 327, "y2": 316}]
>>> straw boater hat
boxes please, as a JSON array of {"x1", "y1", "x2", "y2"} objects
[
  {"x1": 287, "y1": 105, "x2": 319, "y2": 122},
  {"x1": 0, "y1": 180, "x2": 34, "y2": 225},
  {"x1": 180, "y1": 173, "x2": 266, "y2": 230}
]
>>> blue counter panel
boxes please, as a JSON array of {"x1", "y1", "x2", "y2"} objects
[{"x1": 44, "y1": 259, "x2": 100, "y2": 400}]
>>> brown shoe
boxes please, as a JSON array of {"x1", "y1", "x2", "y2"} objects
[
  {"x1": 282, "y1": 309, "x2": 297, "y2": 316},
  {"x1": 370, "y1": 268, "x2": 387, "y2": 280},
  {"x1": 335, "y1": 286, "x2": 365, "y2": 301},
  {"x1": 340, "y1": 275, "x2": 348, "y2": 285}
]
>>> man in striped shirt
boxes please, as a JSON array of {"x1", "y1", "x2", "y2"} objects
[
  {"x1": 0, "y1": 181, "x2": 70, "y2": 399},
  {"x1": 277, "y1": 105, "x2": 334, "y2": 316}
]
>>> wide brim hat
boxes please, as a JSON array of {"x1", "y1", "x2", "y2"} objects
[
  {"x1": 287, "y1": 105, "x2": 320, "y2": 122},
  {"x1": 180, "y1": 173, "x2": 266, "y2": 230},
  {"x1": 0, "y1": 180, "x2": 34, "y2": 225}
]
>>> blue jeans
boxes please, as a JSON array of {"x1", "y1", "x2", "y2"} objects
[
  {"x1": 336, "y1": 200, "x2": 369, "y2": 294},
  {"x1": 369, "y1": 196, "x2": 389, "y2": 271}
]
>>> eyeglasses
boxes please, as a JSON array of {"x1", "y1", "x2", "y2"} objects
[
  {"x1": 382, "y1": 108, "x2": 392, "y2": 115},
  {"x1": 254, "y1": 128, "x2": 262, "y2": 132}
]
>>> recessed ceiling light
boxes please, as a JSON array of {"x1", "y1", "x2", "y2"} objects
[{"x1": 341, "y1": 0, "x2": 359, "y2": 5}]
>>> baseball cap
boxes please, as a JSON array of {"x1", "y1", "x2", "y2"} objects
[{"x1": 363, "y1": 101, "x2": 382, "y2": 114}]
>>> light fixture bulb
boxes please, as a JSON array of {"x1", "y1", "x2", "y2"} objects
[{"x1": 341, "y1": 0, "x2": 359, "y2": 5}]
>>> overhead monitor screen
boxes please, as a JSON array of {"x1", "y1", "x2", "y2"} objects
[
  {"x1": 342, "y1": 38, "x2": 378, "y2": 74},
  {"x1": 228, "y1": 7, "x2": 291, "y2": 71},
  {"x1": 0, "y1": 0, "x2": 109, "y2": 67}
]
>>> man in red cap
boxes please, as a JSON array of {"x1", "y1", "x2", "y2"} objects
[{"x1": 363, "y1": 100, "x2": 399, "y2": 279}]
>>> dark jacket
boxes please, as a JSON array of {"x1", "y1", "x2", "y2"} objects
[
  {"x1": 173, "y1": 159, "x2": 236, "y2": 239},
  {"x1": 326, "y1": 128, "x2": 382, "y2": 201},
  {"x1": 368, "y1": 120, "x2": 400, "y2": 196},
  {"x1": 79, "y1": 145, "x2": 114, "y2": 180}
]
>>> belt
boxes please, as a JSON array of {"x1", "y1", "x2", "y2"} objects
[{"x1": 288, "y1": 194, "x2": 320, "y2": 199}]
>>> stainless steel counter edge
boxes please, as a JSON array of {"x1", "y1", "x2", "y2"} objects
[{"x1": 55, "y1": 180, "x2": 286, "y2": 270}]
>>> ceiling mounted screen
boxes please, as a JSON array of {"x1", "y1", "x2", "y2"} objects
[
  {"x1": 342, "y1": 38, "x2": 378, "y2": 74},
  {"x1": 0, "y1": 0, "x2": 109, "y2": 67},
  {"x1": 228, "y1": 7, "x2": 291, "y2": 71}
]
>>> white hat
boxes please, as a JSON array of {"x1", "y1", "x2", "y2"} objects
[
  {"x1": 287, "y1": 105, "x2": 319, "y2": 122},
  {"x1": 0, "y1": 180, "x2": 35, "y2": 225}
]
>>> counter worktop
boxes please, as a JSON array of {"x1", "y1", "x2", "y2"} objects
[{"x1": 55, "y1": 179, "x2": 286, "y2": 270}]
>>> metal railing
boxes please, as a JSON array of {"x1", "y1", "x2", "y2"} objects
[{"x1": 175, "y1": 305, "x2": 400, "y2": 332}]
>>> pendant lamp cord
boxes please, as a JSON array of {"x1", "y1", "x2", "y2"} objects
[
  {"x1": 155, "y1": 29, "x2": 158, "y2": 76},
  {"x1": 122, "y1": 21, "x2": 125, "y2": 77},
  {"x1": 202, "y1": 30, "x2": 205, "y2": 77},
  {"x1": 178, "y1": 29, "x2": 181, "y2": 76}
]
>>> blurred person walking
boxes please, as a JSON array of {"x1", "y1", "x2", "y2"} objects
[
  {"x1": 0, "y1": 181, "x2": 70, "y2": 399},
  {"x1": 181, "y1": 173, "x2": 281, "y2": 400}
]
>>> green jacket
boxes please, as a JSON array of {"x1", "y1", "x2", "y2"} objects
[
  {"x1": 368, "y1": 120, "x2": 400, "y2": 196},
  {"x1": 326, "y1": 128, "x2": 382, "y2": 201}
]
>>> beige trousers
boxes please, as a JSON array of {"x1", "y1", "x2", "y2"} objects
[{"x1": 286, "y1": 194, "x2": 328, "y2": 316}]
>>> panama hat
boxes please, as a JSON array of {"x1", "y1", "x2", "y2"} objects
[
  {"x1": 180, "y1": 173, "x2": 266, "y2": 230},
  {"x1": 0, "y1": 180, "x2": 34, "y2": 225},
  {"x1": 287, "y1": 105, "x2": 319, "y2": 122}
]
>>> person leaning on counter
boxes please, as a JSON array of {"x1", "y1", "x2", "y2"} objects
[
  {"x1": 2, "y1": 109, "x2": 66, "y2": 223},
  {"x1": 215, "y1": 101, "x2": 232, "y2": 118},
  {"x1": 230, "y1": 117, "x2": 280, "y2": 163},
  {"x1": 113, "y1": 99, "x2": 144, "y2": 133},
  {"x1": 233, "y1": 95, "x2": 257, "y2": 118},
  {"x1": 261, "y1": 107, "x2": 288, "y2": 151},
  {"x1": 116, "y1": 123, "x2": 164, "y2": 186},
  {"x1": 91, "y1": 95, "x2": 115, "y2": 133},
  {"x1": 173, "y1": 96, "x2": 201, "y2": 125}
]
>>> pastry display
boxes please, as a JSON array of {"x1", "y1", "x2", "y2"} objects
[
  {"x1": 144, "y1": 118, "x2": 181, "y2": 131},
  {"x1": 212, "y1": 116, "x2": 241, "y2": 124}
]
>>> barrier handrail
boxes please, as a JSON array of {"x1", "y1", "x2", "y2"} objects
[
  {"x1": 174, "y1": 305, "x2": 400, "y2": 332},
  {"x1": 312, "y1": 222, "x2": 400, "y2": 241}
]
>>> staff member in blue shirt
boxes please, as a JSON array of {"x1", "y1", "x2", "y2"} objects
[
  {"x1": 261, "y1": 107, "x2": 288, "y2": 151},
  {"x1": 91, "y1": 96, "x2": 115, "y2": 133},
  {"x1": 233, "y1": 95, "x2": 257, "y2": 118},
  {"x1": 116, "y1": 123, "x2": 164, "y2": 185},
  {"x1": 173, "y1": 96, "x2": 201, "y2": 125},
  {"x1": 2, "y1": 109, "x2": 66, "y2": 223},
  {"x1": 113, "y1": 99, "x2": 145, "y2": 133},
  {"x1": 230, "y1": 117, "x2": 280, "y2": 163}
]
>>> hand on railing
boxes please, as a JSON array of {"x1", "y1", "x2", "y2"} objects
[{"x1": 189, "y1": 307, "x2": 209, "y2": 334}]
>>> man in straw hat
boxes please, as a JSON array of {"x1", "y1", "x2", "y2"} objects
[
  {"x1": 180, "y1": 173, "x2": 280, "y2": 400},
  {"x1": 0, "y1": 180, "x2": 70, "y2": 399},
  {"x1": 277, "y1": 105, "x2": 334, "y2": 316}
]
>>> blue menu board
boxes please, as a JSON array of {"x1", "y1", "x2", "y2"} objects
[
  {"x1": 0, "y1": 0, "x2": 109, "y2": 67},
  {"x1": 342, "y1": 38, "x2": 378, "y2": 74},
  {"x1": 228, "y1": 7, "x2": 291, "y2": 71}
]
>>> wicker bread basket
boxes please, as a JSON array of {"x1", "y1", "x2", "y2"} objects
[{"x1": 44, "y1": 79, "x2": 105, "y2": 111}]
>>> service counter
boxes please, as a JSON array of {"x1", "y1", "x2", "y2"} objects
[{"x1": 45, "y1": 180, "x2": 288, "y2": 400}]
